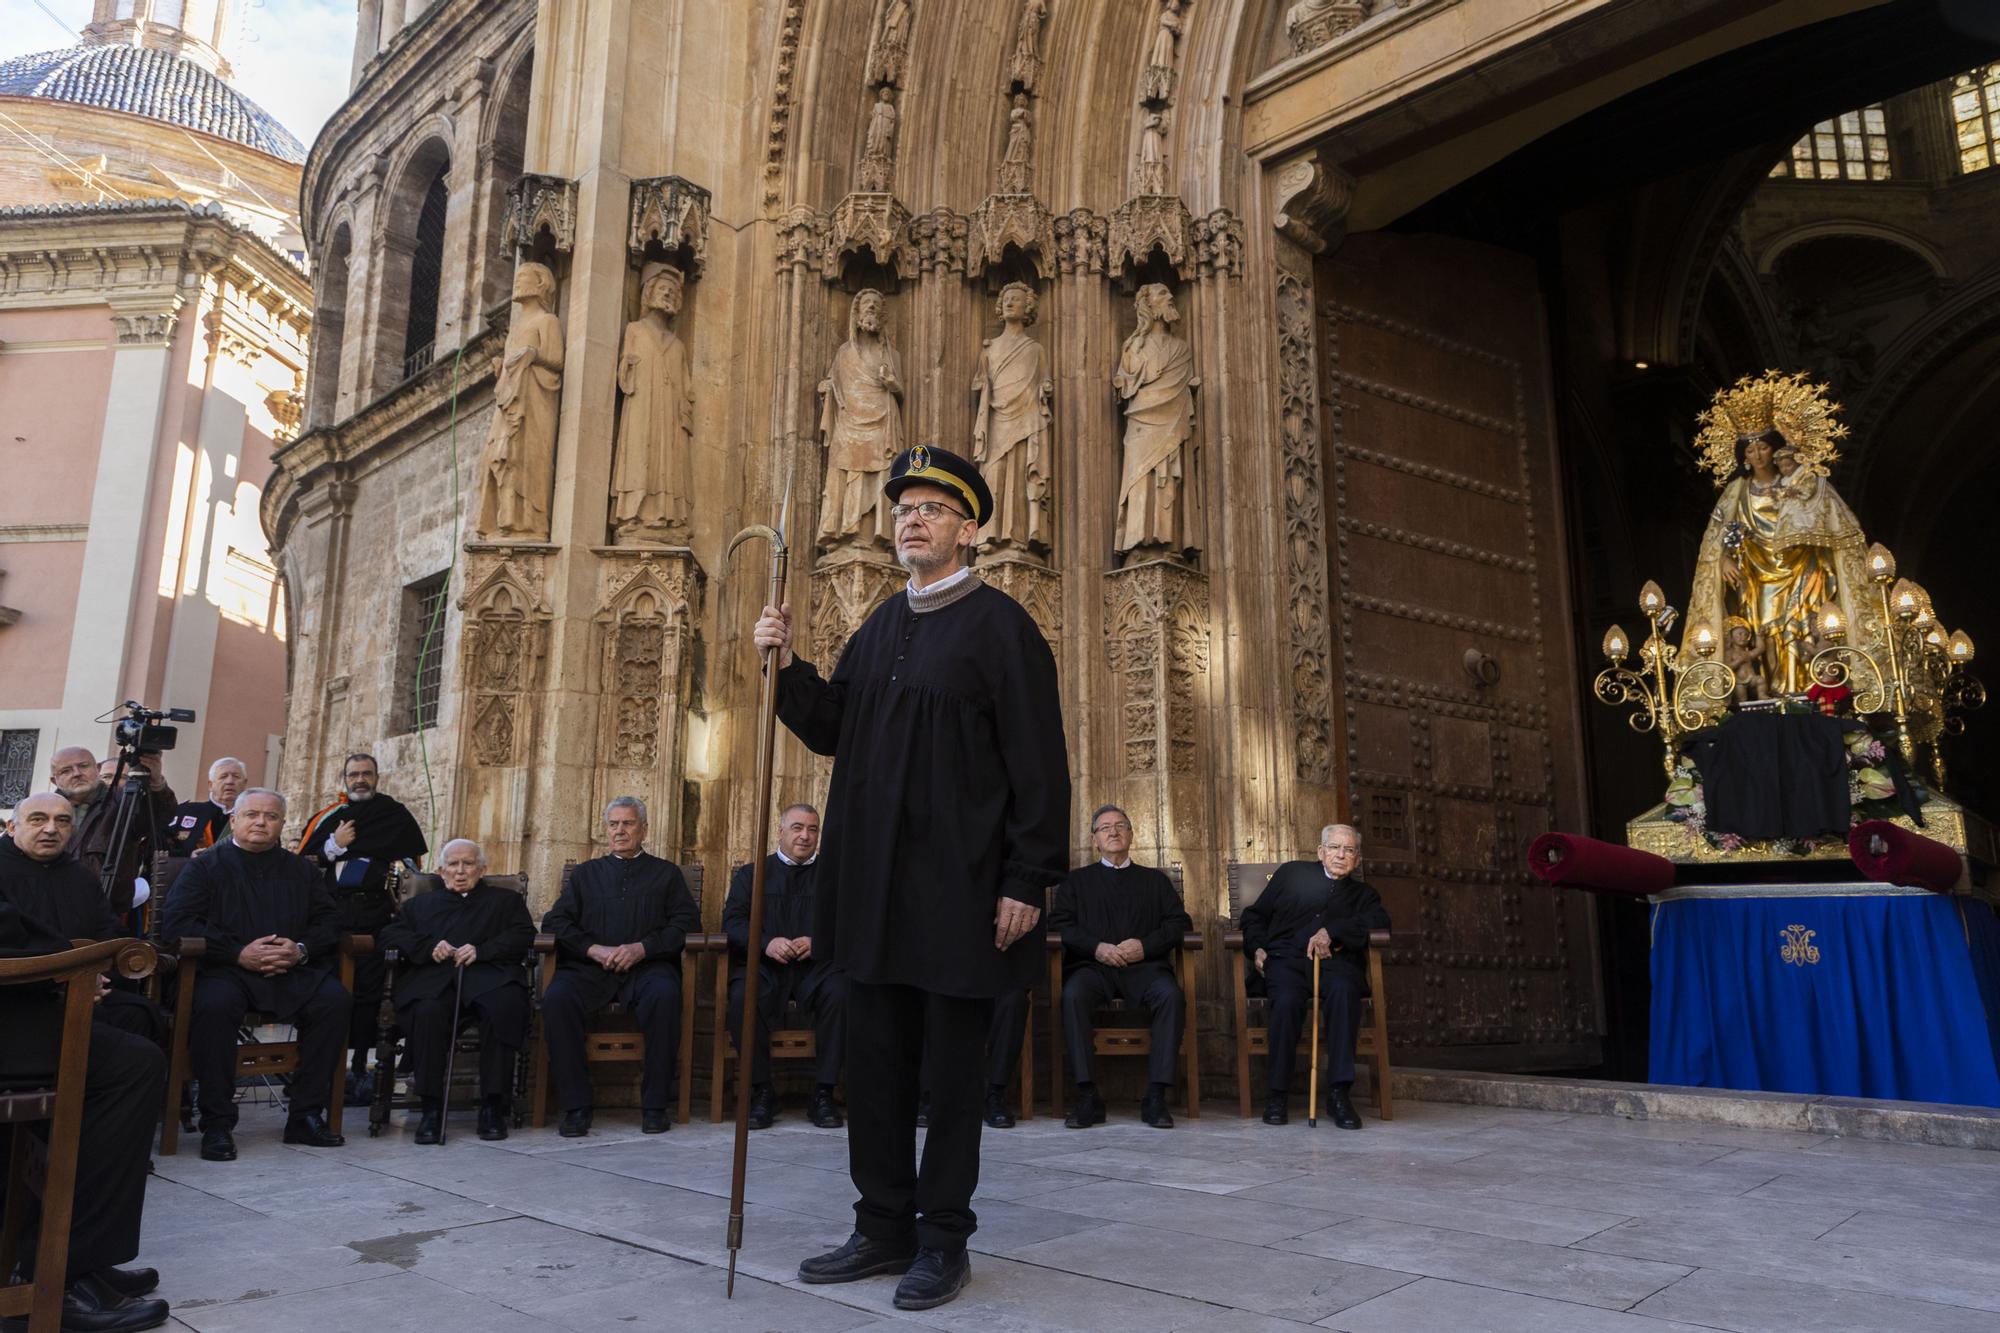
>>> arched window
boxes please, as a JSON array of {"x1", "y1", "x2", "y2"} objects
[
  {"x1": 402, "y1": 165, "x2": 449, "y2": 378},
  {"x1": 1951, "y1": 65, "x2": 2000, "y2": 174},
  {"x1": 308, "y1": 223, "x2": 352, "y2": 427},
  {"x1": 1771, "y1": 105, "x2": 1890, "y2": 181}
]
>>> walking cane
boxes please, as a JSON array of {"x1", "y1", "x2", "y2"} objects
[
  {"x1": 1308, "y1": 955, "x2": 1321, "y2": 1128},
  {"x1": 438, "y1": 960, "x2": 466, "y2": 1146},
  {"x1": 722, "y1": 477, "x2": 792, "y2": 1298}
]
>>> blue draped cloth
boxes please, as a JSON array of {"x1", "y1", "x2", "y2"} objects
[{"x1": 1650, "y1": 882, "x2": 2000, "y2": 1106}]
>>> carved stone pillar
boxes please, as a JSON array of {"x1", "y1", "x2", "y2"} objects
[
  {"x1": 454, "y1": 544, "x2": 557, "y2": 871},
  {"x1": 590, "y1": 549, "x2": 703, "y2": 858},
  {"x1": 1104, "y1": 560, "x2": 1210, "y2": 778}
]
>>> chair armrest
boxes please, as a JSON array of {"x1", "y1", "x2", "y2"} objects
[
  {"x1": 0, "y1": 938, "x2": 156, "y2": 985},
  {"x1": 1044, "y1": 930, "x2": 1062, "y2": 951},
  {"x1": 1221, "y1": 929, "x2": 1246, "y2": 949},
  {"x1": 341, "y1": 933, "x2": 374, "y2": 956},
  {"x1": 174, "y1": 937, "x2": 209, "y2": 960},
  {"x1": 533, "y1": 933, "x2": 556, "y2": 954},
  {"x1": 1180, "y1": 932, "x2": 1204, "y2": 951},
  {"x1": 1368, "y1": 929, "x2": 1390, "y2": 948}
]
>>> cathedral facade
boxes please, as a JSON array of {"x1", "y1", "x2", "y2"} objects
[{"x1": 270, "y1": 0, "x2": 2000, "y2": 1078}]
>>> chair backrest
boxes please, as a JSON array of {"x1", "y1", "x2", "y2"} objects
[
  {"x1": 1165, "y1": 863, "x2": 1184, "y2": 902},
  {"x1": 683, "y1": 862, "x2": 703, "y2": 912},
  {"x1": 1225, "y1": 862, "x2": 1284, "y2": 920}
]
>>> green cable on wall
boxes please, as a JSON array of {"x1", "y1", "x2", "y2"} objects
[{"x1": 408, "y1": 343, "x2": 466, "y2": 856}]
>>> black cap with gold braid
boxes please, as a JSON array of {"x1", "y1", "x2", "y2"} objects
[{"x1": 883, "y1": 444, "x2": 993, "y2": 525}]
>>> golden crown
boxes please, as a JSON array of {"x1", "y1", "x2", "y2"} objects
[{"x1": 1691, "y1": 370, "x2": 1848, "y2": 484}]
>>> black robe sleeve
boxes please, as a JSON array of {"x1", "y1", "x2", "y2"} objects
[
  {"x1": 775, "y1": 657, "x2": 847, "y2": 756},
  {"x1": 1049, "y1": 869, "x2": 1096, "y2": 961},
  {"x1": 540, "y1": 871, "x2": 597, "y2": 961},
  {"x1": 378, "y1": 906, "x2": 435, "y2": 963},
  {"x1": 159, "y1": 854, "x2": 244, "y2": 965},
  {"x1": 301, "y1": 871, "x2": 342, "y2": 957},
  {"x1": 1141, "y1": 871, "x2": 1192, "y2": 961},
  {"x1": 993, "y1": 616, "x2": 1069, "y2": 907},
  {"x1": 1327, "y1": 878, "x2": 1389, "y2": 954},
  {"x1": 1240, "y1": 879, "x2": 1276, "y2": 960},
  {"x1": 721, "y1": 863, "x2": 753, "y2": 955},
  {"x1": 477, "y1": 890, "x2": 535, "y2": 966},
  {"x1": 640, "y1": 864, "x2": 698, "y2": 961}
]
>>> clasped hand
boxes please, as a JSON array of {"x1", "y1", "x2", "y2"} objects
[
  {"x1": 430, "y1": 940, "x2": 478, "y2": 966},
  {"x1": 1092, "y1": 938, "x2": 1145, "y2": 967},
  {"x1": 237, "y1": 934, "x2": 299, "y2": 976},
  {"x1": 765, "y1": 936, "x2": 813, "y2": 964},
  {"x1": 587, "y1": 942, "x2": 648, "y2": 972}
]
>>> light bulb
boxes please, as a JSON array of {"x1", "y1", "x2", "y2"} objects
[
  {"x1": 1602, "y1": 625, "x2": 1629, "y2": 662},
  {"x1": 1639, "y1": 580, "x2": 1666, "y2": 614},
  {"x1": 1867, "y1": 543, "x2": 1896, "y2": 582}
]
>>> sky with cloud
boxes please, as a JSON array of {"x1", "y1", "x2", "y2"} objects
[{"x1": 0, "y1": 0, "x2": 357, "y2": 148}]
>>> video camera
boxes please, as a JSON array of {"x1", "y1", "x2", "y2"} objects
[{"x1": 112, "y1": 701, "x2": 197, "y2": 755}]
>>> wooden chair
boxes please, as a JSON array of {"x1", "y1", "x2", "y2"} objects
[
  {"x1": 1047, "y1": 865, "x2": 1202, "y2": 1119},
  {"x1": 1, "y1": 937, "x2": 156, "y2": 1333},
  {"x1": 1223, "y1": 862, "x2": 1392, "y2": 1120},
  {"x1": 156, "y1": 934, "x2": 370, "y2": 1156},
  {"x1": 528, "y1": 861, "x2": 703, "y2": 1128},
  {"x1": 368, "y1": 872, "x2": 533, "y2": 1135}
]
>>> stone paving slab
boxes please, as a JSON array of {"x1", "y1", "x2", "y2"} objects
[{"x1": 139, "y1": 1096, "x2": 2000, "y2": 1332}]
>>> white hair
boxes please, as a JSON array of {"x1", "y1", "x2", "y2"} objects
[
  {"x1": 208, "y1": 756, "x2": 247, "y2": 780},
  {"x1": 605, "y1": 796, "x2": 647, "y2": 822},
  {"x1": 1319, "y1": 823, "x2": 1361, "y2": 847},
  {"x1": 440, "y1": 838, "x2": 487, "y2": 865}
]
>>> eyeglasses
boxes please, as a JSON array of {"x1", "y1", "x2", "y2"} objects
[
  {"x1": 891, "y1": 501, "x2": 968, "y2": 523},
  {"x1": 1322, "y1": 843, "x2": 1359, "y2": 854},
  {"x1": 1092, "y1": 821, "x2": 1131, "y2": 834}
]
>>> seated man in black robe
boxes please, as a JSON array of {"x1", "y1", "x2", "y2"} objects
[
  {"x1": 1240, "y1": 823, "x2": 1389, "y2": 1129},
  {"x1": 540, "y1": 796, "x2": 698, "y2": 1136},
  {"x1": 0, "y1": 896, "x2": 170, "y2": 1332},
  {"x1": 1050, "y1": 804, "x2": 1192, "y2": 1130},
  {"x1": 159, "y1": 788, "x2": 352, "y2": 1160},
  {"x1": 163, "y1": 756, "x2": 248, "y2": 856},
  {"x1": 1, "y1": 794, "x2": 167, "y2": 1047},
  {"x1": 380, "y1": 839, "x2": 534, "y2": 1144},
  {"x1": 299, "y1": 753, "x2": 429, "y2": 1099},
  {"x1": 723, "y1": 802, "x2": 847, "y2": 1130}
]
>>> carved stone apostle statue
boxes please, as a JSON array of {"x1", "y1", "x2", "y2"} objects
[
  {"x1": 999, "y1": 94, "x2": 1034, "y2": 194},
  {"x1": 971, "y1": 281, "x2": 1052, "y2": 554},
  {"x1": 1137, "y1": 110, "x2": 1168, "y2": 195},
  {"x1": 1114, "y1": 282, "x2": 1198, "y2": 559},
  {"x1": 476, "y1": 261, "x2": 564, "y2": 540},
  {"x1": 609, "y1": 261, "x2": 693, "y2": 544},
  {"x1": 817, "y1": 288, "x2": 905, "y2": 550},
  {"x1": 1010, "y1": 0, "x2": 1048, "y2": 89},
  {"x1": 858, "y1": 87, "x2": 899, "y2": 192}
]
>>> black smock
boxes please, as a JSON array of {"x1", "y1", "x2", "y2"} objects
[
  {"x1": 540, "y1": 853, "x2": 699, "y2": 1009},
  {"x1": 1049, "y1": 861, "x2": 1191, "y2": 978},
  {"x1": 301, "y1": 791, "x2": 427, "y2": 1053},
  {"x1": 1683, "y1": 712, "x2": 1850, "y2": 841},
  {"x1": 722, "y1": 855, "x2": 848, "y2": 1085},
  {"x1": 160, "y1": 842, "x2": 344, "y2": 1015},
  {"x1": 1239, "y1": 862, "x2": 1388, "y2": 988},
  {"x1": 775, "y1": 581, "x2": 1071, "y2": 997},
  {"x1": 721, "y1": 855, "x2": 820, "y2": 958},
  {"x1": 381, "y1": 880, "x2": 535, "y2": 1102},
  {"x1": 0, "y1": 839, "x2": 164, "y2": 1044}
]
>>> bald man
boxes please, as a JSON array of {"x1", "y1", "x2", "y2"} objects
[
  {"x1": 379, "y1": 839, "x2": 535, "y2": 1143},
  {"x1": 52, "y1": 745, "x2": 176, "y2": 914}
]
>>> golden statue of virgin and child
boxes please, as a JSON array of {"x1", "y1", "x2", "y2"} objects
[{"x1": 1682, "y1": 371, "x2": 1870, "y2": 697}]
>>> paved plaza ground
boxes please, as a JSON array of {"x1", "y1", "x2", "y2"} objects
[{"x1": 137, "y1": 1094, "x2": 2000, "y2": 1332}]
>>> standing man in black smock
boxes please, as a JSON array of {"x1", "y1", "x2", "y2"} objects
[
  {"x1": 161, "y1": 789, "x2": 351, "y2": 1160},
  {"x1": 380, "y1": 839, "x2": 534, "y2": 1143},
  {"x1": 539, "y1": 796, "x2": 699, "y2": 1136},
  {"x1": 300, "y1": 753, "x2": 429, "y2": 1097},
  {"x1": 756, "y1": 445, "x2": 1070, "y2": 1312},
  {"x1": 1049, "y1": 803, "x2": 1191, "y2": 1129},
  {"x1": 722, "y1": 802, "x2": 848, "y2": 1130},
  {"x1": 1240, "y1": 823, "x2": 1389, "y2": 1129}
]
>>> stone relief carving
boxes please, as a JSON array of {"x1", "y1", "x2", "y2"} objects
[
  {"x1": 475, "y1": 262, "x2": 564, "y2": 541},
  {"x1": 763, "y1": 0, "x2": 808, "y2": 207},
  {"x1": 825, "y1": 193, "x2": 914, "y2": 278},
  {"x1": 1195, "y1": 208, "x2": 1244, "y2": 279},
  {"x1": 969, "y1": 194, "x2": 1056, "y2": 278},
  {"x1": 911, "y1": 208, "x2": 968, "y2": 276},
  {"x1": 1055, "y1": 208, "x2": 1107, "y2": 276},
  {"x1": 1275, "y1": 264, "x2": 1334, "y2": 786},
  {"x1": 1114, "y1": 283, "x2": 1200, "y2": 561},
  {"x1": 112, "y1": 308, "x2": 179, "y2": 346},
  {"x1": 999, "y1": 94, "x2": 1035, "y2": 195},
  {"x1": 266, "y1": 378, "x2": 305, "y2": 444},
  {"x1": 1141, "y1": 0, "x2": 1182, "y2": 105},
  {"x1": 1106, "y1": 561, "x2": 1209, "y2": 774},
  {"x1": 971, "y1": 282, "x2": 1053, "y2": 556},
  {"x1": 857, "y1": 87, "x2": 900, "y2": 193},
  {"x1": 817, "y1": 288, "x2": 904, "y2": 552},
  {"x1": 1272, "y1": 149, "x2": 1355, "y2": 254},
  {"x1": 500, "y1": 173, "x2": 579, "y2": 254},
  {"x1": 1287, "y1": 0, "x2": 1367, "y2": 54},
  {"x1": 776, "y1": 206, "x2": 827, "y2": 271},
  {"x1": 867, "y1": 0, "x2": 913, "y2": 87},
  {"x1": 810, "y1": 555, "x2": 905, "y2": 667},
  {"x1": 1008, "y1": 0, "x2": 1048, "y2": 93},
  {"x1": 458, "y1": 555, "x2": 553, "y2": 769},
  {"x1": 610, "y1": 262, "x2": 693, "y2": 545},
  {"x1": 1108, "y1": 194, "x2": 1196, "y2": 278},
  {"x1": 628, "y1": 175, "x2": 713, "y2": 273},
  {"x1": 594, "y1": 555, "x2": 699, "y2": 776}
]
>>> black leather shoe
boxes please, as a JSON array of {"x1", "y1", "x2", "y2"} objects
[
  {"x1": 48, "y1": 1272, "x2": 169, "y2": 1331},
  {"x1": 1063, "y1": 1088, "x2": 1105, "y2": 1129},
  {"x1": 893, "y1": 1247, "x2": 971, "y2": 1311},
  {"x1": 559, "y1": 1107, "x2": 592, "y2": 1137},
  {"x1": 1330, "y1": 1087, "x2": 1363, "y2": 1130},
  {"x1": 95, "y1": 1266, "x2": 160, "y2": 1299},
  {"x1": 642, "y1": 1108, "x2": 672, "y2": 1134},
  {"x1": 414, "y1": 1107, "x2": 442, "y2": 1145},
  {"x1": 283, "y1": 1110, "x2": 346, "y2": 1147},
  {"x1": 747, "y1": 1084, "x2": 777, "y2": 1131},
  {"x1": 1140, "y1": 1089, "x2": 1175, "y2": 1129},
  {"x1": 983, "y1": 1088, "x2": 1015, "y2": 1129},
  {"x1": 198, "y1": 1126, "x2": 236, "y2": 1161},
  {"x1": 479, "y1": 1104, "x2": 509, "y2": 1140},
  {"x1": 797, "y1": 1230, "x2": 918, "y2": 1284},
  {"x1": 1263, "y1": 1093, "x2": 1289, "y2": 1125},
  {"x1": 914, "y1": 1092, "x2": 930, "y2": 1127},
  {"x1": 808, "y1": 1087, "x2": 844, "y2": 1128}
]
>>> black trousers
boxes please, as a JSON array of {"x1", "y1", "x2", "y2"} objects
[
  {"x1": 1263, "y1": 957, "x2": 1361, "y2": 1091},
  {"x1": 726, "y1": 960, "x2": 848, "y2": 1086},
  {"x1": 1062, "y1": 963, "x2": 1184, "y2": 1086},
  {"x1": 4, "y1": 1023, "x2": 165, "y2": 1281},
  {"x1": 985, "y1": 987, "x2": 1029, "y2": 1089},
  {"x1": 189, "y1": 972, "x2": 352, "y2": 1129},
  {"x1": 847, "y1": 981, "x2": 991, "y2": 1252},
  {"x1": 398, "y1": 985, "x2": 529, "y2": 1104},
  {"x1": 95, "y1": 988, "x2": 168, "y2": 1048},
  {"x1": 541, "y1": 971, "x2": 681, "y2": 1112}
]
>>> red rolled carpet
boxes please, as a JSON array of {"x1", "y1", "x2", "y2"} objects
[
  {"x1": 1848, "y1": 819, "x2": 1964, "y2": 894},
  {"x1": 1525, "y1": 833, "x2": 1676, "y2": 898}
]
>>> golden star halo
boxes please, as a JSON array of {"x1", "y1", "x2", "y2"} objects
[{"x1": 1691, "y1": 370, "x2": 1849, "y2": 484}]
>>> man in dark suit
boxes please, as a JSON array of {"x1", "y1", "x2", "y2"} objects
[
  {"x1": 1240, "y1": 824, "x2": 1389, "y2": 1129},
  {"x1": 723, "y1": 802, "x2": 847, "y2": 1130},
  {"x1": 380, "y1": 839, "x2": 534, "y2": 1143},
  {"x1": 539, "y1": 796, "x2": 698, "y2": 1136},
  {"x1": 159, "y1": 789, "x2": 352, "y2": 1160}
]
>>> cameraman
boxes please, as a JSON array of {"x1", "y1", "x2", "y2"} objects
[{"x1": 50, "y1": 746, "x2": 176, "y2": 915}]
